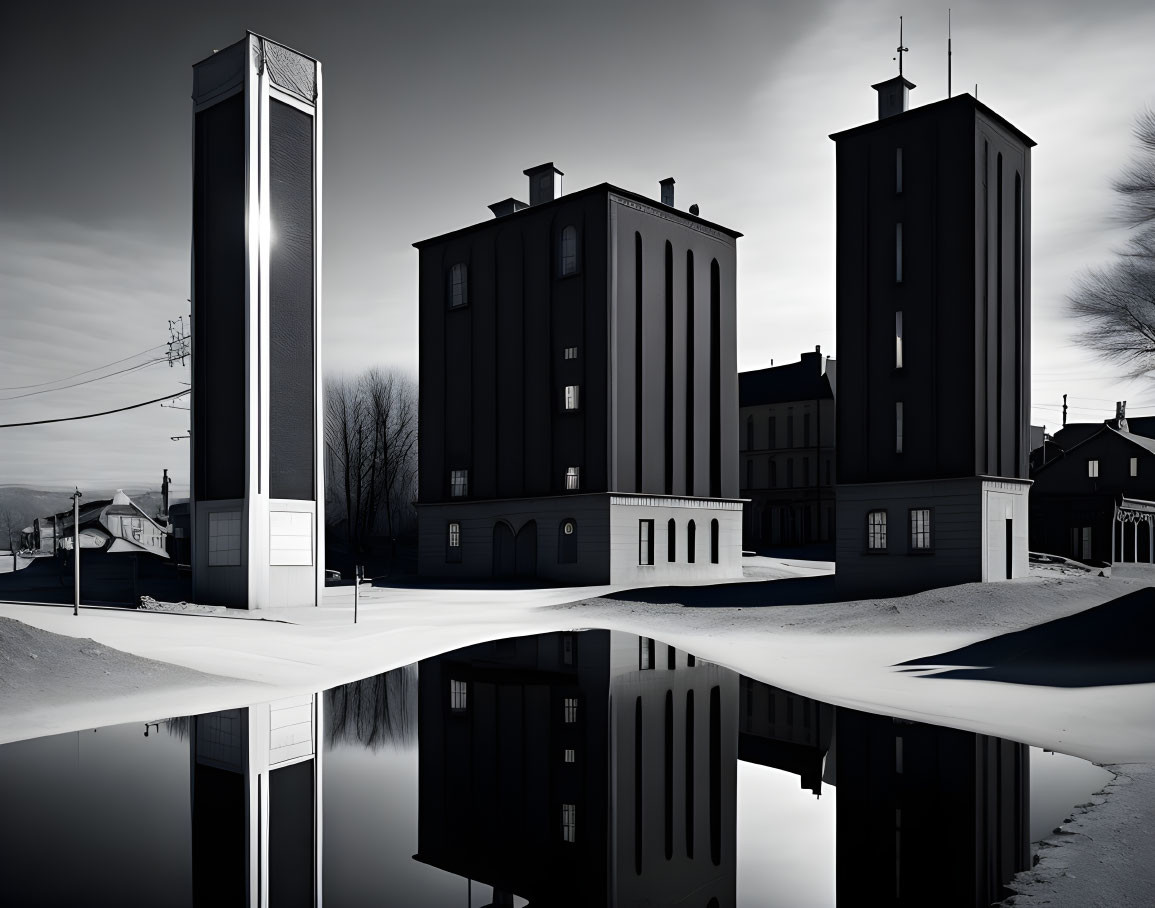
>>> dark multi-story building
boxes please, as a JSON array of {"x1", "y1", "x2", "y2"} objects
[
  {"x1": 416, "y1": 631, "x2": 738, "y2": 906},
  {"x1": 738, "y1": 348, "x2": 836, "y2": 548},
  {"x1": 416, "y1": 168, "x2": 743, "y2": 584},
  {"x1": 832, "y1": 74, "x2": 1034, "y2": 594}
]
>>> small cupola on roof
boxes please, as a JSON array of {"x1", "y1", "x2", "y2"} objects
[
  {"x1": 488, "y1": 198, "x2": 528, "y2": 218},
  {"x1": 524, "y1": 162, "x2": 563, "y2": 205},
  {"x1": 872, "y1": 16, "x2": 915, "y2": 120}
]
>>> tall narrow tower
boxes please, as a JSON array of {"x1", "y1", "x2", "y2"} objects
[
  {"x1": 190, "y1": 34, "x2": 323, "y2": 608},
  {"x1": 831, "y1": 77, "x2": 1033, "y2": 595}
]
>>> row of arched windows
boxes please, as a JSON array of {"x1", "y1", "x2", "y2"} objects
[{"x1": 663, "y1": 517, "x2": 721, "y2": 565}]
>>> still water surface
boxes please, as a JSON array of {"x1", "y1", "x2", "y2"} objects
[{"x1": 0, "y1": 629, "x2": 1111, "y2": 907}]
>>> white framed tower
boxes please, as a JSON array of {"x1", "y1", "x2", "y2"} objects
[{"x1": 190, "y1": 34, "x2": 324, "y2": 608}]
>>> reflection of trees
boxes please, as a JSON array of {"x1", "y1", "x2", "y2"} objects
[
  {"x1": 163, "y1": 716, "x2": 192, "y2": 740},
  {"x1": 326, "y1": 665, "x2": 417, "y2": 751}
]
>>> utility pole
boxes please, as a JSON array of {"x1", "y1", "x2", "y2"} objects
[
  {"x1": 353, "y1": 565, "x2": 362, "y2": 624},
  {"x1": 71, "y1": 488, "x2": 82, "y2": 616}
]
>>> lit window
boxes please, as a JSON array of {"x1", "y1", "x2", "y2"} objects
[
  {"x1": 896, "y1": 147, "x2": 903, "y2": 194},
  {"x1": 450, "y1": 469, "x2": 469, "y2": 497},
  {"x1": 564, "y1": 385, "x2": 580, "y2": 410},
  {"x1": 910, "y1": 509, "x2": 931, "y2": 551},
  {"x1": 565, "y1": 466, "x2": 581, "y2": 490},
  {"x1": 560, "y1": 226, "x2": 578, "y2": 276},
  {"x1": 639, "y1": 519, "x2": 654, "y2": 565},
  {"x1": 450, "y1": 679, "x2": 467, "y2": 711},
  {"x1": 895, "y1": 223, "x2": 903, "y2": 283},
  {"x1": 562, "y1": 803, "x2": 576, "y2": 842},
  {"x1": 896, "y1": 402, "x2": 904, "y2": 454},
  {"x1": 1088, "y1": 459, "x2": 1099, "y2": 478},
  {"x1": 564, "y1": 748, "x2": 575, "y2": 763},
  {"x1": 564, "y1": 346, "x2": 578, "y2": 360},
  {"x1": 208, "y1": 511, "x2": 242, "y2": 566},
  {"x1": 1130, "y1": 457, "x2": 1138, "y2": 477},
  {"x1": 896, "y1": 311, "x2": 903, "y2": 368},
  {"x1": 448, "y1": 263, "x2": 468, "y2": 309},
  {"x1": 564, "y1": 697, "x2": 578, "y2": 723},
  {"x1": 867, "y1": 510, "x2": 888, "y2": 550},
  {"x1": 448, "y1": 522, "x2": 460, "y2": 548}
]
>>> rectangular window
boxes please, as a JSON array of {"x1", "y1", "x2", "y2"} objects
[
  {"x1": 565, "y1": 466, "x2": 581, "y2": 490},
  {"x1": 562, "y1": 633, "x2": 575, "y2": 665},
  {"x1": 564, "y1": 385, "x2": 580, "y2": 410},
  {"x1": 640, "y1": 637, "x2": 655, "y2": 670},
  {"x1": 450, "y1": 679, "x2": 467, "y2": 711},
  {"x1": 909, "y1": 508, "x2": 932, "y2": 551},
  {"x1": 564, "y1": 346, "x2": 578, "y2": 360},
  {"x1": 450, "y1": 469, "x2": 469, "y2": 497},
  {"x1": 896, "y1": 147, "x2": 903, "y2": 193},
  {"x1": 639, "y1": 519, "x2": 654, "y2": 565},
  {"x1": 208, "y1": 511, "x2": 242, "y2": 566},
  {"x1": 1088, "y1": 459, "x2": 1099, "y2": 478},
  {"x1": 564, "y1": 748, "x2": 575, "y2": 763},
  {"x1": 564, "y1": 697, "x2": 578, "y2": 723},
  {"x1": 448, "y1": 263, "x2": 468, "y2": 309},
  {"x1": 895, "y1": 311, "x2": 903, "y2": 368},
  {"x1": 803, "y1": 413, "x2": 811, "y2": 446},
  {"x1": 1131, "y1": 457, "x2": 1138, "y2": 477},
  {"x1": 895, "y1": 223, "x2": 903, "y2": 283},
  {"x1": 867, "y1": 510, "x2": 888, "y2": 550},
  {"x1": 786, "y1": 460, "x2": 794, "y2": 488},
  {"x1": 786, "y1": 408, "x2": 794, "y2": 447},
  {"x1": 769, "y1": 416, "x2": 777, "y2": 448},
  {"x1": 562, "y1": 803, "x2": 576, "y2": 842},
  {"x1": 447, "y1": 521, "x2": 462, "y2": 562},
  {"x1": 895, "y1": 736, "x2": 904, "y2": 773},
  {"x1": 896, "y1": 402, "x2": 904, "y2": 454},
  {"x1": 1081, "y1": 527, "x2": 1092, "y2": 560}
]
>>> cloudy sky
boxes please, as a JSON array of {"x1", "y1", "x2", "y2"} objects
[{"x1": 3, "y1": 0, "x2": 1154, "y2": 492}]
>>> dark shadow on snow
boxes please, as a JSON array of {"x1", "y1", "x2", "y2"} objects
[
  {"x1": 604, "y1": 574, "x2": 858, "y2": 608},
  {"x1": 896, "y1": 587, "x2": 1155, "y2": 687}
]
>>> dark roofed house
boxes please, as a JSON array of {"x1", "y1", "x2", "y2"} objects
[{"x1": 738, "y1": 348, "x2": 836, "y2": 549}]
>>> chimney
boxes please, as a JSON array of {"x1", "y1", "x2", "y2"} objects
[
  {"x1": 524, "y1": 163, "x2": 563, "y2": 205},
  {"x1": 161, "y1": 468, "x2": 170, "y2": 521},
  {"x1": 488, "y1": 198, "x2": 528, "y2": 218},
  {"x1": 660, "y1": 177, "x2": 675, "y2": 208},
  {"x1": 871, "y1": 75, "x2": 916, "y2": 120}
]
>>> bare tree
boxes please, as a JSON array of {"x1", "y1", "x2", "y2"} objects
[
  {"x1": 1070, "y1": 108, "x2": 1155, "y2": 377},
  {"x1": 324, "y1": 368, "x2": 418, "y2": 570},
  {"x1": 0, "y1": 508, "x2": 21, "y2": 572}
]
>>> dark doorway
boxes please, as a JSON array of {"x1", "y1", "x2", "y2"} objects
[
  {"x1": 1005, "y1": 519, "x2": 1013, "y2": 580},
  {"x1": 515, "y1": 520, "x2": 537, "y2": 578},
  {"x1": 492, "y1": 522, "x2": 515, "y2": 577}
]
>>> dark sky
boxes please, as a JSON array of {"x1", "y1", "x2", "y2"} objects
[{"x1": 3, "y1": 0, "x2": 1154, "y2": 490}]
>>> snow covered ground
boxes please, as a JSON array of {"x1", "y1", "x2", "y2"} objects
[{"x1": 1, "y1": 555, "x2": 1152, "y2": 905}]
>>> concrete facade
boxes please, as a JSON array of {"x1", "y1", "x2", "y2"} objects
[
  {"x1": 189, "y1": 34, "x2": 325, "y2": 609},
  {"x1": 416, "y1": 173, "x2": 742, "y2": 584},
  {"x1": 831, "y1": 81, "x2": 1034, "y2": 595}
]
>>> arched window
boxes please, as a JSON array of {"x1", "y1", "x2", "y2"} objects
[
  {"x1": 710, "y1": 519, "x2": 719, "y2": 564},
  {"x1": 560, "y1": 225, "x2": 578, "y2": 276},
  {"x1": 447, "y1": 262, "x2": 468, "y2": 308},
  {"x1": 558, "y1": 518, "x2": 577, "y2": 563},
  {"x1": 687, "y1": 520, "x2": 697, "y2": 564},
  {"x1": 667, "y1": 518, "x2": 677, "y2": 562}
]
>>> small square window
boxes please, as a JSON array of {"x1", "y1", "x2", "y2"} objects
[
  {"x1": 564, "y1": 697, "x2": 578, "y2": 723},
  {"x1": 564, "y1": 385, "x2": 580, "y2": 410},
  {"x1": 450, "y1": 679, "x2": 467, "y2": 711},
  {"x1": 561, "y1": 803, "x2": 576, "y2": 842},
  {"x1": 1088, "y1": 459, "x2": 1099, "y2": 478},
  {"x1": 564, "y1": 346, "x2": 578, "y2": 360},
  {"x1": 450, "y1": 469, "x2": 469, "y2": 497},
  {"x1": 1130, "y1": 457, "x2": 1138, "y2": 478},
  {"x1": 563, "y1": 748, "x2": 575, "y2": 763},
  {"x1": 867, "y1": 510, "x2": 888, "y2": 551},
  {"x1": 909, "y1": 508, "x2": 932, "y2": 551},
  {"x1": 565, "y1": 466, "x2": 581, "y2": 490}
]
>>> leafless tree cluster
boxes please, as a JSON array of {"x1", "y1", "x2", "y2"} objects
[
  {"x1": 325, "y1": 666, "x2": 416, "y2": 751},
  {"x1": 1070, "y1": 108, "x2": 1155, "y2": 378},
  {"x1": 324, "y1": 368, "x2": 418, "y2": 564}
]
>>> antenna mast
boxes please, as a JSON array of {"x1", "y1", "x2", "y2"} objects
[
  {"x1": 895, "y1": 16, "x2": 909, "y2": 76},
  {"x1": 948, "y1": 9, "x2": 952, "y2": 97}
]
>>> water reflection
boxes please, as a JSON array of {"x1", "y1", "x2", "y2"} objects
[{"x1": 326, "y1": 665, "x2": 416, "y2": 751}]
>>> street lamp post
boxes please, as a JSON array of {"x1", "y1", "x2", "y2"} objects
[{"x1": 71, "y1": 488, "x2": 82, "y2": 616}]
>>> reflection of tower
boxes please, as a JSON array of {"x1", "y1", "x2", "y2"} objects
[
  {"x1": 831, "y1": 75, "x2": 1033, "y2": 594},
  {"x1": 190, "y1": 695, "x2": 323, "y2": 907},
  {"x1": 833, "y1": 708, "x2": 1029, "y2": 907},
  {"x1": 737, "y1": 676, "x2": 833, "y2": 796},
  {"x1": 416, "y1": 631, "x2": 737, "y2": 906},
  {"x1": 189, "y1": 34, "x2": 324, "y2": 608}
]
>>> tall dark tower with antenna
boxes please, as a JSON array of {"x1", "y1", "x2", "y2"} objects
[{"x1": 831, "y1": 57, "x2": 1034, "y2": 595}]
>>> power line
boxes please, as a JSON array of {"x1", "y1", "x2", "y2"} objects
[
  {"x1": 0, "y1": 390, "x2": 190, "y2": 429},
  {"x1": 0, "y1": 357, "x2": 167, "y2": 401},
  {"x1": 0, "y1": 342, "x2": 171, "y2": 392}
]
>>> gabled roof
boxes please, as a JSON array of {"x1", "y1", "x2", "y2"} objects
[
  {"x1": 739, "y1": 359, "x2": 834, "y2": 408},
  {"x1": 1032, "y1": 422, "x2": 1155, "y2": 477}
]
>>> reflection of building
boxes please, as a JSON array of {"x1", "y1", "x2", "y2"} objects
[
  {"x1": 190, "y1": 695, "x2": 322, "y2": 907},
  {"x1": 832, "y1": 74, "x2": 1034, "y2": 594},
  {"x1": 415, "y1": 171, "x2": 743, "y2": 585},
  {"x1": 1030, "y1": 411, "x2": 1155, "y2": 564},
  {"x1": 737, "y1": 676, "x2": 833, "y2": 796},
  {"x1": 416, "y1": 631, "x2": 737, "y2": 906},
  {"x1": 189, "y1": 34, "x2": 324, "y2": 608},
  {"x1": 30, "y1": 490, "x2": 169, "y2": 559},
  {"x1": 738, "y1": 349, "x2": 836, "y2": 548},
  {"x1": 833, "y1": 708, "x2": 1029, "y2": 907}
]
